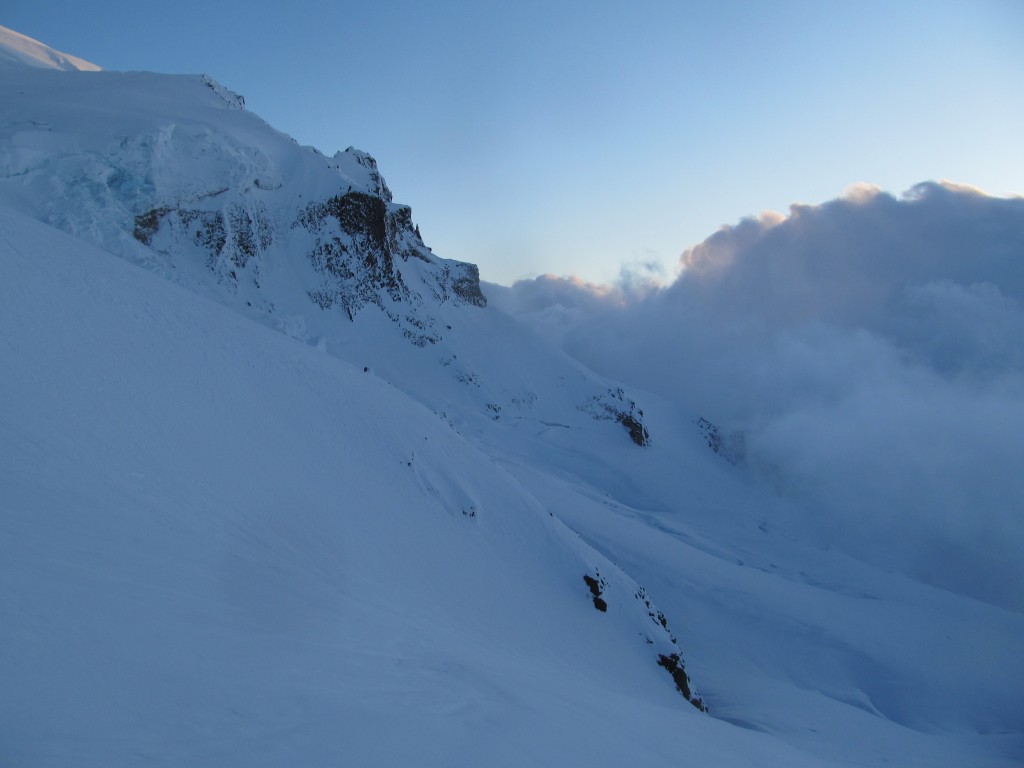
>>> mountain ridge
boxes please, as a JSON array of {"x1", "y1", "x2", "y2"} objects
[
  {"x1": 1, "y1": 26, "x2": 1021, "y2": 768},
  {"x1": 0, "y1": 24, "x2": 101, "y2": 71},
  {"x1": 0, "y1": 58, "x2": 656, "y2": 449}
]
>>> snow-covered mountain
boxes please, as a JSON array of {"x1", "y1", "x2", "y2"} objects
[
  {"x1": 0, "y1": 24, "x2": 100, "y2": 71},
  {"x1": 1, "y1": 26, "x2": 1021, "y2": 767},
  {"x1": 0, "y1": 36, "x2": 651, "y2": 452}
]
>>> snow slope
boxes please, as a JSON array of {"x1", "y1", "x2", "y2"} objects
[
  {"x1": 0, "y1": 25, "x2": 100, "y2": 71},
  {"x1": 2, "y1": 206, "x2": 771, "y2": 766},
  {"x1": 1, "y1": 27, "x2": 1022, "y2": 767}
]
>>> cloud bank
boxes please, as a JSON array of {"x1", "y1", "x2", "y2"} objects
[{"x1": 491, "y1": 182, "x2": 1024, "y2": 610}]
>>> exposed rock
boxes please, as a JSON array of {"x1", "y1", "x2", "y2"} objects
[
  {"x1": 129, "y1": 151, "x2": 486, "y2": 347},
  {"x1": 132, "y1": 207, "x2": 171, "y2": 246},
  {"x1": 294, "y1": 185, "x2": 486, "y2": 343},
  {"x1": 587, "y1": 576, "x2": 706, "y2": 710},
  {"x1": 579, "y1": 387, "x2": 651, "y2": 446},
  {"x1": 448, "y1": 262, "x2": 487, "y2": 306},
  {"x1": 201, "y1": 74, "x2": 246, "y2": 109},
  {"x1": 635, "y1": 587, "x2": 706, "y2": 711},
  {"x1": 658, "y1": 653, "x2": 706, "y2": 711},
  {"x1": 583, "y1": 572, "x2": 608, "y2": 612},
  {"x1": 133, "y1": 202, "x2": 272, "y2": 285},
  {"x1": 298, "y1": 190, "x2": 411, "y2": 319}
]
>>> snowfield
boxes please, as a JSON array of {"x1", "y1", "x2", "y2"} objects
[
  {"x1": 1, "y1": 25, "x2": 1021, "y2": 767},
  {"x1": 1, "y1": 206, "x2": 805, "y2": 767}
]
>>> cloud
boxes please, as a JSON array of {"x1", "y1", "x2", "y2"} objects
[
  {"x1": 484, "y1": 274, "x2": 624, "y2": 345},
  {"x1": 498, "y1": 181, "x2": 1024, "y2": 610},
  {"x1": 675, "y1": 182, "x2": 1024, "y2": 332},
  {"x1": 484, "y1": 261, "x2": 664, "y2": 344}
]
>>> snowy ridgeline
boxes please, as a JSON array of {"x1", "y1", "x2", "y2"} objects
[
  {"x1": 0, "y1": 57, "x2": 653, "y2": 448},
  {"x1": 1, "y1": 26, "x2": 1022, "y2": 768}
]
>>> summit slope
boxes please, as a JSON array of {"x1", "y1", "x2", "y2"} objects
[
  {"x1": 0, "y1": 24, "x2": 100, "y2": 71},
  {"x1": 2, "y1": 205, "x2": 796, "y2": 767}
]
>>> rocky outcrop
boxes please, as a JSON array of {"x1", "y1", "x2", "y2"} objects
[
  {"x1": 134, "y1": 202, "x2": 272, "y2": 286},
  {"x1": 584, "y1": 572, "x2": 706, "y2": 711},
  {"x1": 200, "y1": 74, "x2": 245, "y2": 110},
  {"x1": 130, "y1": 146, "x2": 486, "y2": 344},
  {"x1": 658, "y1": 652, "x2": 706, "y2": 710},
  {"x1": 634, "y1": 587, "x2": 706, "y2": 711},
  {"x1": 295, "y1": 184, "x2": 486, "y2": 345},
  {"x1": 298, "y1": 191, "x2": 414, "y2": 318},
  {"x1": 583, "y1": 572, "x2": 609, "y2": 612},
  {"x1": 579, "y1": 387, "x2": 651, "y2": 446}
]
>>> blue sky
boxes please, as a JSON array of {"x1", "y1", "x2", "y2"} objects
[{"x1": 6, "y1": 1, "x2": 1023, "y2": 285}]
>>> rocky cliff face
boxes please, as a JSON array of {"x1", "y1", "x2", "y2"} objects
[
  {"x1": 0, "y1": 66, "x2": 651, "y2": 447},
  {"x1": 295, "y1": 185, "x2": 485, "y2": 344},
  {"x1": 579, "y1": 388, "x2": 651, "y2": 447},
  {"x1": 0, "y1": 68, "x2": 485, "y2": 348},
  {"x1": 131, "y1": 146, "x2": 485, "y2": 347}
]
